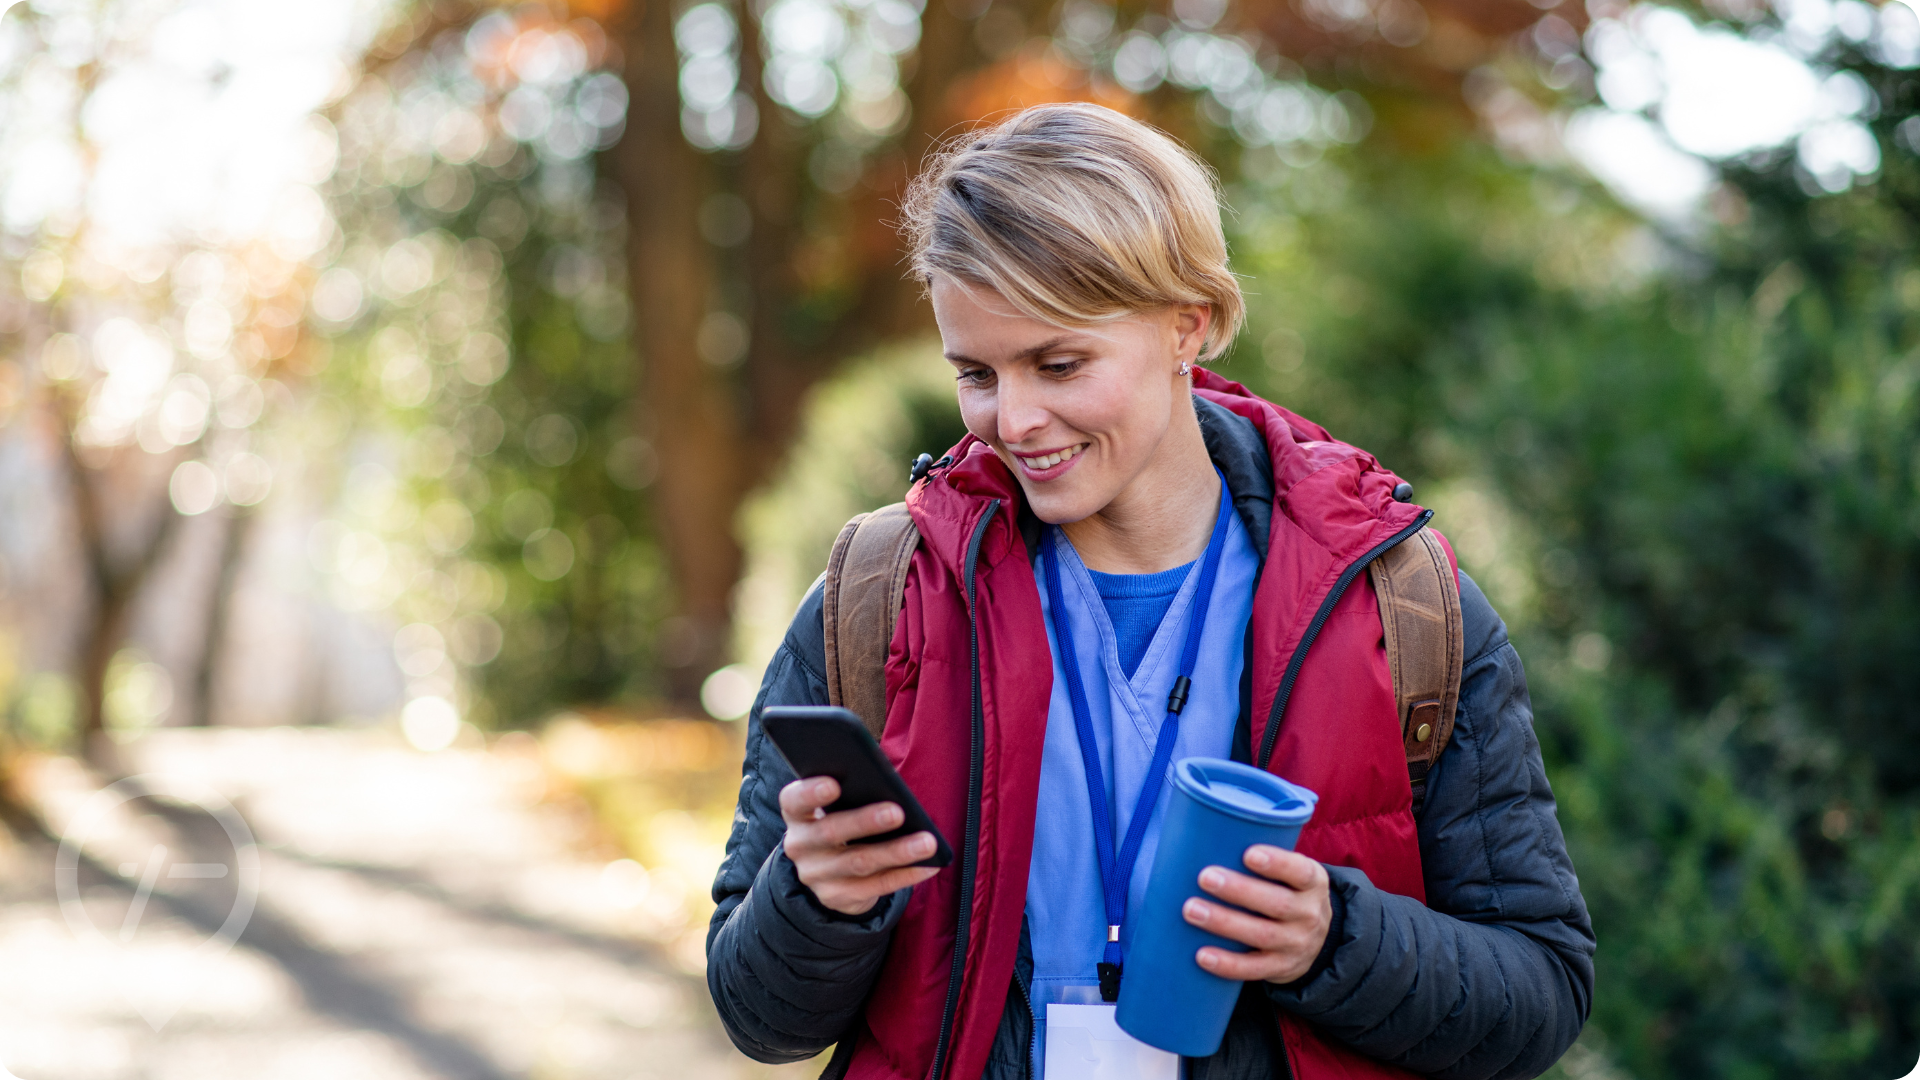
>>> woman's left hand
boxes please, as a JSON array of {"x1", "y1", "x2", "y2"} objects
[{"x1": 1181, "y1": 845, "x2": 1332, "y2": 984}]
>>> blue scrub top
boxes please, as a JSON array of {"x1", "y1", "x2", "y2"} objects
[{"x1": 1025, "y1": 507, "x2": 1261, "y2": 1073}]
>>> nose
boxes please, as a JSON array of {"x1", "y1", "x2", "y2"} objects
[{"x1": 996, "y1": 371, "x2": 1050, "y2": 448}]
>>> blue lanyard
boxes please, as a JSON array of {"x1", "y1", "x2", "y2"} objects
[{"x1": 1042, "y1": 468, "x2": 1233, "y2": 1002}]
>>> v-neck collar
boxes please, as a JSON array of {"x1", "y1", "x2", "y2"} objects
[{"x1": 1048, "y1": 526, "x2": 1208, "y2": 749}]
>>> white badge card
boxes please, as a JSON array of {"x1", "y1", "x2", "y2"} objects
[{"x1": 1044, "y1": 1003, "x2": 1180, "y2": 1080}]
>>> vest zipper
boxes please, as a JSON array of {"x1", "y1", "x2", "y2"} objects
[
  {"x1": 1257, "y1": 510, "x2": 1434, "y2": 770},
  {"x1": 1016, "y1": 965, "x2": 1038, "y2": 1078},
  {"x1": 929, "y1": 500, "x2": 999, "y2": 1080}
]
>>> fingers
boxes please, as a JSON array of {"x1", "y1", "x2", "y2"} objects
[
  {"x1": 810, "y1": 863, "x2": 941, "y2": 915},
  {"x1": 1241, "y1": 845, "x2": 1325, "y2": 890},
  {"x1": 813, "y1": 802, "x2": 909, "y2": 847},
  {"x1": 860, "y1": 863, "x2": 943, "y2": 896},
  {"x1": 1194, "y1": 865, "x2": 1307, "y2": 921},
  {"x1": 1182, "y1": 854, "x2": 1331, "y2": 984},
  {"x1": 792, "y1": 830, "x2": 940, "y2": 916},
  {"x1": 780, "y1": 779, "x2": 909, "y2": 847},
  {"x1": 1183, "y1": 893, "x2": 1293, "y2": 950},
  {"x1": 1185, "y1": 892, "x2": 1323, "y2": 983},
  {"x1": 814, "y1": 830, "x2": 939, "y2": 878},
  {"x1": 789, "y1": 827, "x2": 935, "y2": 884},
  {"x1": 780, "y1": 778, "x2": 944, "y2": 917},
  {"x1": 779, "y1": 777, "x2": 841, "y2": 824},
  {"x1": 1195, "y1": 944, "x2": 1303, "y2": 982}
]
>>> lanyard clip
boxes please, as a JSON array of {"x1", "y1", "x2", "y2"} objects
[
  {"x1": 1098, "y1": 961, "x2": 1123, "y2": 1003},
  {"x1": 1167, "y1": 675, "x2": 1191, "y2": 715}
]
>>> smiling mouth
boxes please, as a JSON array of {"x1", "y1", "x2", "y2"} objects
[{"x1": 1014, "y1": 443, "x2": 1089, "y2": 473}]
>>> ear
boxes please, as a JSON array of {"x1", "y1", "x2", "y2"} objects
[{"x1": 1172, "y1": 304, "x2": 1212, "y2": 365}]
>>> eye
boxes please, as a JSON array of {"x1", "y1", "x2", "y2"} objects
[
  {"x1": 1039, "y1": 358, "x2": 1083, "y2": 377},
  {"x1": 956, "y1": 367, "x2": 993, "y2": 386}
]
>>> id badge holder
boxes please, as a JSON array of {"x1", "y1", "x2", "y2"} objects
[
  {"x1": 1032, "y1": 978, "x2": 1179, "y2": 1080},
  {"x1": 1044, "y1": 1003, "x2": 1181, "y2": 1080}
]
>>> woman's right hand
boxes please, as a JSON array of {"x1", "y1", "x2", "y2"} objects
[{"x1": 781, "y1": 776, "x2": 942, "y2": 916}]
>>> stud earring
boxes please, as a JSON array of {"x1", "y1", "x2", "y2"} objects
[{"x1": 1176, "y1": 360, "x2": 1193, "y2": 377}]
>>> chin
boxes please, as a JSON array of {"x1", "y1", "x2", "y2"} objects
[{"x1": 1018, "y1": 481, "x2": 1101, "y2": 526}]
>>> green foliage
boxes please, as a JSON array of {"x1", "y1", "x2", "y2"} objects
[
  {"x1": 463, "y1": 183, "x2": 665, "y2": 726},
  {"x1": 315, "y1": 28, "x2": 665, "y2": 730},
  {"x1": 1212, "y1": 115, "x2": 1920, "y2": 1075},
  {"x1": 1478, "y1": 285, "x2": 1920, "y2": 1078},
  {"x1": 734, "y1": 343, "x2": 962, "y2": 670}
]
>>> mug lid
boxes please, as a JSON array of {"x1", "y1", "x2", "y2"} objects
[{"x1": 1172, "y1": 758, "x2": 1318, "y2": 826}]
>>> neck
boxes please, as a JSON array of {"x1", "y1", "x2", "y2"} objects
[{"x1": 1061, "y1": 399, "x2": 1220, "y2": 574}]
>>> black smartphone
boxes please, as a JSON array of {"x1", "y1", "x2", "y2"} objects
[{"x1": 761, "y1": 706, "x2": 953, "y2": 868}]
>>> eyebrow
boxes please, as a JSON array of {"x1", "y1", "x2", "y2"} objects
[{"x1": 944, "y1": 335, "x2": 1081, "y2": 366}]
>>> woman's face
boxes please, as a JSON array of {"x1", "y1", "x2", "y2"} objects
[{"x1": 931, "y1": 276, "x2": 1209, "y2": 525}]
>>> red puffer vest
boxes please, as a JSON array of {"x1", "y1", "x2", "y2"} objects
[{"x1": 849, "y1": 369, "x2": 1445, "y2": 1080}]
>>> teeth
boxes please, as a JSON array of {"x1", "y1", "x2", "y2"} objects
[{"x1": 1020, "y1": 444, "x2": 1085, "y2": 470}]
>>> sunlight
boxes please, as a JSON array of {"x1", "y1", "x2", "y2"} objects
[{"x1": 1572, "y1": 0, "x2": 1900, "y2": 218}]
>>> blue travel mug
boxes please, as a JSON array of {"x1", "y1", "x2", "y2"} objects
[{"x1": 1115, "y1": 757, "x2": 1318, "y2": 1056}]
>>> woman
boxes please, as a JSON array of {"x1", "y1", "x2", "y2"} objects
[{"x1": 707, "y1": 103, "x2": 1593, "y2": 1080}]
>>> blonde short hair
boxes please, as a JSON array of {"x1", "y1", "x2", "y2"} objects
[{"x1": 900, "y1": 103, "x2": 1245, "y2": 360}]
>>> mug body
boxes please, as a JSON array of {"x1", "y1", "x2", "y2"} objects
[{"x1": 1115, "y1": 758, "x2": 1317, "y2": 1056}]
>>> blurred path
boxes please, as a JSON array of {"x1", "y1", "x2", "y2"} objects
[{"x1": 0, "y1": 728, "x2": 814, "y2": 1080}]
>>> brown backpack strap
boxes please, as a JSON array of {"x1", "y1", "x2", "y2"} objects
[
  {"x1": 822, "y1": 502, "x2": 921, "y2": 741},
  {"x1": 1368, "y1": 526, "x2": 1465, "y2": 816}
]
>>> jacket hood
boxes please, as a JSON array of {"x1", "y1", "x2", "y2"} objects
[{"x1": 1189, "y1": 366, "x2": 1425, "y2": 566}]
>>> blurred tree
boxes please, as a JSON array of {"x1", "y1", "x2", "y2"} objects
[
  {"x1": 185, "y1": 500, "x2": 252, "y2": 727},
  {"x1": 615, "y1": 0, "x2": 1078, "y2": 697},
  {"x1": 307, "y1": 4, "x2": 653, "y2": 729},
  {"x1": 608, "y1": 0, "x2": 1569, "y2": 700},
  {"x1": 348, "y1": 0, "x2": 1451, "y2": 709},
  {"x1": 0, "y1": 11, "x2": 191, "y2": 760},
  {"x1": 0, "y1": 3, "x2": 313, "y2": 759}
]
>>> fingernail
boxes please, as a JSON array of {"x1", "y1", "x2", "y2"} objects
[
  {"x1": 911, "y1": 834, "x2": 934, "y2": 854},
  {"x1": 1196, "y1": 950, "x2": 1217, "y2": 968},
  {"x1": 1247, "y1": 846, "x2": 1271, "y2": 868},
  {"x1": 880, "y1": 805, "x2": 903, "y2": 825},
  {"x1": 1199, "y1": 868, "x2": 1225, "y2": 890},
  {"x1": 1184, "y1": 899, "x2": 1209, "y2": 924}
]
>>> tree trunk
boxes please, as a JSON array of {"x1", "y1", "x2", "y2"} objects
[
  {"x1": 617, "y1": 0, "x2": 743, "y2": 704},
  {"x1": 189, "y1": 505, "x2": 252, "y2": 727},
  {"x1": 615, "y1": 0, "x2": 1003, "y2": 709},
  {"x1": 54, "y1": 400, "x2": 185, "y2": 764},
  {"x1": 734, "y1": 5, "x2": 814, "y2": 469}
]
